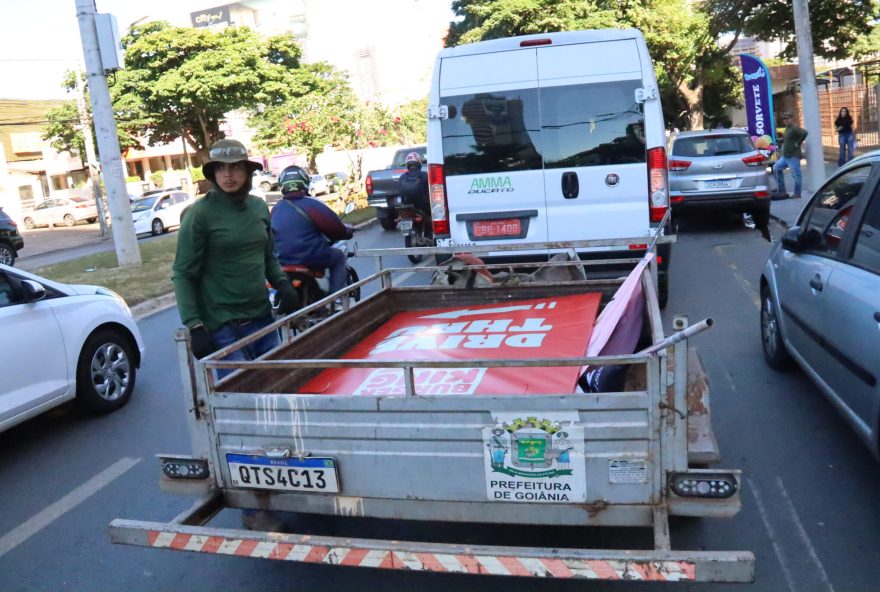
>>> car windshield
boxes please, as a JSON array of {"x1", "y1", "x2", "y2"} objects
[
  {"x1": 131, "y1": 196, "x2": 158, "y2": 212},
  {"x1": 673, "y1": 135, "x2": 755, "y2": 157}
]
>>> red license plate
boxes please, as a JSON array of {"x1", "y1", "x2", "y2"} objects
[{"x1": 473, "y1": 219, "x2": 521, "y2": 238}]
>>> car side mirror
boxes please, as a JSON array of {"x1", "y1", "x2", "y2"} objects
[{"x1": 21, "y1": 279, "x2": 46, "y2": 302}]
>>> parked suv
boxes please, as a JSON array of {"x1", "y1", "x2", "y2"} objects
[
  {"x1": 668, "y1": 129, "x2": 771, "y2": 227},
  {"x1": 253, "y1": 170, "x2": 279, "y2": 192},
  {"x1": 0, "y1": 208, "x2": 24, "y2": 266},
  {"x1": 760, "y1": 152, "x2": 880, "y2": 458}
]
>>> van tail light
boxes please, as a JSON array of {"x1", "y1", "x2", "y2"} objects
[
  {"x1": 668, "y1": 159, "x2": 691, "y2": 171},
  {"x1": 365, "y1": 175, "x2": 373, "y2": 196},
  {"x1": 428, "y1": 163, "x2": 449, "y2": 236},
  {"x1": 647, "y1": 146, "x2": 669, "y2": 223},
  {"x1": 742, "y1": 154, "x2": 766, "y2": 167}
]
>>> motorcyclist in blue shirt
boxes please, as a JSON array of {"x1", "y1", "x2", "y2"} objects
[{"x1": 270, "y1": 179, "x2": 354, "y2": 294}]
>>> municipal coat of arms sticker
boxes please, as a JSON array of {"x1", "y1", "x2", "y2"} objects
[{"x1": 482, "y1": 412, "x2": 586, "y2": 503}]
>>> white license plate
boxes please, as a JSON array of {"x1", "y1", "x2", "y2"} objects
[
  {"x1": 227, "y1": 454, "x2": 340, "y2": 493},
  {"x1": 704, "y1": 179, "x2": 732, "y2": 189},
  {"x1": 399, "y1": 220, "x2": 413, "y2": 231}
]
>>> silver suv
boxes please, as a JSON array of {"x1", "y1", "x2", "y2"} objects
[
  {"x1": 760, "y1": 151, "x2": 880, "y2": 458},
  {"x1": 668, "y1": 129, "x2": 771, "y2": 227}
]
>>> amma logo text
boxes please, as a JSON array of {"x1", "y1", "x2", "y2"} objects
[{"x1": 468, "y1": 176, "x2": 514, "y2": 194}]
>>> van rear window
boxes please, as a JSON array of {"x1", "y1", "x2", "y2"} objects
[
  {"x1": 440, "y1": 80, "x2": 646, "y2": 176},
  {"x1": 440, "y1": 89, "x2": 543, "y2": 176}
]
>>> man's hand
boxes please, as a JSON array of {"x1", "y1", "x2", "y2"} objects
[
  {"x1": 189, "y1": 325, "x2": 215, "y2": 359},
  {"x1": 276, "y1": 282, "x2": 300, "y2": 315}
]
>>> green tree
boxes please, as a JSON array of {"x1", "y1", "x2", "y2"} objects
[
  {"x1": 42, "y1": 71, "x2": 141, "y2": 159},
  {"x1": 118, "y1": 21, "x2": 303, "y2": 160}
]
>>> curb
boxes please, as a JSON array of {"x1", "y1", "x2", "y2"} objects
[{"x1": 130, "y1": 215, "x2": 379, "y2": 322}]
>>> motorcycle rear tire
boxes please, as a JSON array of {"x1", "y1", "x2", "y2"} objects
[
  {"x1": 405, "y1": 232, "x2": 424, "y2": 264},
  {"x1": 345, "y1": 266, "x2": 361, "y2": 302}
]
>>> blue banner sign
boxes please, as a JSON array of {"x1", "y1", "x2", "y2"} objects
[{"x1": 739, "y1": 54, "x2": 776, "y2": 150}]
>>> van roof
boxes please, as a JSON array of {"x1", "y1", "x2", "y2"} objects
[{"x1": 437, "y1": 29, "x2": 645, "y2": 59}]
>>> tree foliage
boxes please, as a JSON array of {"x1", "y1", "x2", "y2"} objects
[
  {"x1": 42, "y1": 71, "x2": 141, "y2": 159},
  {"x1": 250, "y1": 61, "x2": 428, "y2": 171},
  {"x1": 117, "y1": 21, "x2": 303, "y2": 159}
]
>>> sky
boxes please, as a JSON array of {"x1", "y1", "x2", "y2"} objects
[{"x1": 0, "y1": 0, "x2": 455, "y2": 101}]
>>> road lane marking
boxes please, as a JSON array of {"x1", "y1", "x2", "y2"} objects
[
  {"x1": 748, "y1": 477, "x2": 835, "y2": 592},
  {"x1": 0, "y1": 457, "x2": 141, "y2": 559},
  {"x1": 714, "y1": 245, "x2": 760, "y2": 309}
]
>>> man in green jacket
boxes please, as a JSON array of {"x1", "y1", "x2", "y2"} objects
[
  {"x1": 173, "y1": 138, "x2": 297, "y2": 367},
  {"x1": 172, "y1": 139, "x2": 297, "y2": 531},
  {"x1": 773, "y1": 113, "x2": 808, "y2": 199}
]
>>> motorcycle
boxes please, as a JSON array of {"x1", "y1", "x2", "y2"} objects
[
  {"x1": 394, "y1": 199, "x2": 434, "y2": 264},
  {"x1": 269, "y1": 239, "x2": 360, "y2": 331}
]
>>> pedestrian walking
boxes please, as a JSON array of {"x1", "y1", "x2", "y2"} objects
[
  {"x1": 172, "y1": 138, "x2": 297, "y2": 532},
  {"x1": 772, "y1": 113, "x2": 808, "y2": 199},
  {"x1": 835, "y1": 107, "x2": 856, "y2": 166}
]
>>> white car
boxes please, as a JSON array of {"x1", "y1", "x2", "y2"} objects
[
  {"x1": 23, "y1": 197, "x2": 100, "y2": 229},
  {"x1": 0, "y1": 264, "x2": 145, "y2": 433},
  {"x1": 130, "y1": 190, "x2": 195, "y2": 236},
  {"x1": 309, "y1": 174, "x2": 329, "y2": 196}
]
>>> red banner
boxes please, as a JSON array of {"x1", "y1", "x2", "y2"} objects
[{"x1": 299, "y1": 294, "x2": 601, "y2": 396}]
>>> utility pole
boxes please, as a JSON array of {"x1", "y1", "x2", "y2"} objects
[
  {"x1": 75, "y1": 0, "x2": 141, "y2": 266},
  {"x1": 792, "y1": 0, "x2": 826, "y2": 194},
  {"x1": 74, "y1": 68, "x2": 109, "y2": 237}
]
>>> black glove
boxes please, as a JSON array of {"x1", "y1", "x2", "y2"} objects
[
  {"x1": 276, "y1": 282, "x2": 300, "y2": 316},
  {"x1": 189, "y1": 325, "x2": 215, "y2": 359}
]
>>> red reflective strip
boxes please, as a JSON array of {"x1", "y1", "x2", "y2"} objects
[
  {"x1": 629, "y1": 243, "x2": 648, "y2": 250},
  {"x1": 540, "y1": 557, "x2": 574, "y2": 577},
  {"x1": 456, "y1": 554, "x2": 483, "y2": 574},
  {"x1": 414, "y1": 552, "x2": 448, "y2": 572},
  {"x1": 498, "y1": 556, "x2": 532, "y2": 576},
  {"x1": 586, "y1": 559, "x2": 621, "y2": 579},
  {"x1": 147, "y1": 531, "x2": 160, "y2": 546},
  {"x1": 235, "y1": 539, "x2": 259, "y2": 557},
  {"x1": 169, "y1": 534, "x2": 191, "y2": 550},
  {"x1": 202, "y1": 536, "x2": 225, "y2": 554},
  {"x1": 304, "y1": 545, "x2": 329, "y2": 563},
  {"x1": 340, "y1": 548, "x2": 370, "y2": 566},
  {"x1": 377, "y1": 552, "x2": 396, "y2": 569},
  {"x1": 754, "y1": 190, "x2": 770, "y2": 198},
  {"x1": 269, "y1": 542, "x2": 294, "y2": 559},
  {"x1": 656, "y1": 255, "x2": 663, "y2": 265}
]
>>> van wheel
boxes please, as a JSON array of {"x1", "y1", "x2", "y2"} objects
[
  {"x1": 76, "y1": 329, "x2": 137, "y2": 414},
  {"x1": 657, "y1": 274, "x2": 669, "y2": 309},
  {"x1": 151, "y1": 218, "x2": 165, "y2": 236}
]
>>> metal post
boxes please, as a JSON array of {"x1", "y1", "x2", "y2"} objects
[
  {"x1": 75, "y1": 0, "x2": 141, "y2": 266},
  {"x1": 74, "y1": 67, "x2": 109, "y2": 237},
  {"x1": 792, "y1": 0, "x2": 826, "y2": 194}
]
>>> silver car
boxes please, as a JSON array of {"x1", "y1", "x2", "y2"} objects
[
  {"x1": 760, "y1": 151, "x2": 880, "y2": 458},
  {"x1": 668, "y1": 129, "x2": 771, "y2": 227}
]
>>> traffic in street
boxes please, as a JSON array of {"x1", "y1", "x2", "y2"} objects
[{"x1": 2, "y1": 216, "x2": 879, "y2": 592}]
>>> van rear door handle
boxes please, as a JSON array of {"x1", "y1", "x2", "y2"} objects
[
  {"x1": 809, "y1": 275, "x2": 824, "y2": 291},
  {"x1": 561, "y1": 172, "x2": 579, "y2": 199}
]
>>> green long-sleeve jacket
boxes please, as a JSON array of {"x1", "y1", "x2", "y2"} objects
[{"x1": 172, "y1": 189, "x2": 287, "y2": 331}]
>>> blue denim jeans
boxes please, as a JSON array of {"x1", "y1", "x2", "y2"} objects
[
  {"x1": 773, "y1": 156, "x2": 802, "y2": 198},
  {"x1": 326, "y1": 248, "x2": 348, "y2": 295},
  {"x1": 838, "y1": 133, "x2": 856, "y2": 165},
  {"x1": 209, "y1": 314, "x2": 279, "y2": 379}
]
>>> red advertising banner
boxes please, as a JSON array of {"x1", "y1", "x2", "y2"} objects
[{"x1": 299, "y1": 294, "x2": 601, "y2": 396}]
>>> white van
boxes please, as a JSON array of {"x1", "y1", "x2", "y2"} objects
[{"x1": 426, "y1": 29, "x2": 671, "y2": 303}]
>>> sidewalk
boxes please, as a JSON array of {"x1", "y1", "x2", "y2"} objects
[{"x1": 769, "y1": 158, "x2": 840, "y2": 229}]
